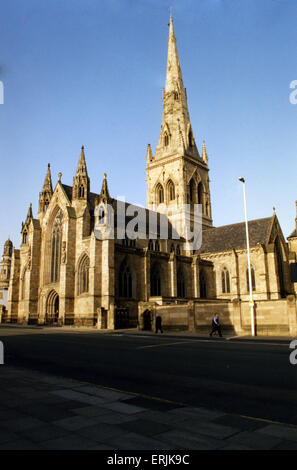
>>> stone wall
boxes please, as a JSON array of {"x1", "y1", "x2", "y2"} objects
[{"x1": 142, "y1": 296, "x2": 297, "y2": 337}]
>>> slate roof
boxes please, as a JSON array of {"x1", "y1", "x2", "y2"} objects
[
  {"x1": 199, "y1": 217, "x2": 274, "y2": 254},
  {"x1": 61, "y1": 184, "x2": 73, "y2": 202},
  {"x1": 61, "y1": 184, "x2": 179, "y2": 239}
]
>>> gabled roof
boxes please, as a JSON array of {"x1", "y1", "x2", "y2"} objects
[
  {"x1": 61, "y1": 184, "x2": 73, "y2": 202},
  {"x1": 199, "y1": 217, "x2": 274, "y2": 254}
]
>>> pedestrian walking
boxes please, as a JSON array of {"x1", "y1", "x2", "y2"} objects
[
  {"x1": 209, "y1": 313, "x2": 222, "y2": 337},
  {"x1": 155, "y1": 315, "x2": 163, "y2": 334}
]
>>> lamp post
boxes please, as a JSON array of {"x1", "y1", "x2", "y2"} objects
[{"x1": 239, "y1": 177, "x2": 256, "y2": 336}]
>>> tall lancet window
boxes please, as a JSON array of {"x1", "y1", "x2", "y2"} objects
[
  {"x1": 119, "y1": 261, "x2": 133, "y2": 298},
  {"x1": 188, "y1": 129, "x2": 194, "y2": 147},
  {"x1": 167, "y1": 180, "x2": 175, "y2": 201},
  {"x1": 78, "y1": 184, "x2": 85, "y2": 198},
  {"x1": 221, "y1": 268, "x2": 230, "y2": 294},
  {"x1": 156, "y1": 183, "x2": 164, "y2": 204},
  {"x1": 50, "y1": 210, "x2": 63, "y2": 283},
  {"x1": 77, "y1": 254, "x2": 89, "y2": 295},
  {"x1": 164, "y1": 131, "x2": 169, "y2": 147}
]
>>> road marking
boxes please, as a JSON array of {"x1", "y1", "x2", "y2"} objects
[
  {"x1": 137, "y1": 340, "x2": 203, "y2": 349},
  {"x1": 240, "y1": 414, "x2": 297, "y2": 428}
]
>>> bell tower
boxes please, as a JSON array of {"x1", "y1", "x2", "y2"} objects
[{"x1": 146, "y1": 17, "x2": 212, "y2": 235}]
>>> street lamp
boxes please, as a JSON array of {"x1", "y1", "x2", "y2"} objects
[{"x1": 239, "y1": 177, "x2": 256, "y2": 336}]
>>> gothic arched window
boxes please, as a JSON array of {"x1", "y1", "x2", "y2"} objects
[
  {"x1": 78, "y1": 184, "x2": 85, "y2": 198},
  {"x1": 20, "y1": 269, "x2": 26, "y2": 300},
  {"x1": 155, "y1": 240, "x2": 160, "y2": 252},
  {"x1": 170, "y1": 243, "x2": 175, "y2": 253},
  {"x1": 43, "y1": 199, "x2": 49, "y2": 212},
  {"x1": 150, "y1": 264, "x2": 162, "y2": 297},
  {"x1": 167, "y1": 180, "x2": 175, "y2": 201},
  {"x1": 77, "y1": 254, "x2": 89, "y2": 295},
  {"x1": 119, "y1": 262, "x2": 133, "y2": 298},
  {"x1": 275, "y1": 237, "x2": 286, "y2": 298},
  {"x1": 221, "y1": 268, "x2": 230, "y2": 294},
  {"x1": 189, "y1": 179, "x2": 196, "y2": 204},
  {"x1": 50, "y1": 211, "x2": 63, "y2": 283},
  {"x1": 177, "y1": 268, "x2": 186, "y2": 298},
  {"x1": 164, "y1": 132, "x2": 169, "y2": 147},
  {"x1": 22, "y1": 231, "x2": 27, "y2": 245},
  {"x1": 148, "y1": 239, "x2": 154, "y2": 251},
  {"x1": 156, "y1": 183, "x2": 164, "y2": 204},
  {"x1": 176, "y1": 244, "x2": 181, "y2": 256},
  {"x1": 188, "y1": 129, "x2": 194, "y2": 147},
  {"x1": 197, "y1": 182, "x2": 203, "y2": 205},
  {"x1": 246, "y1": 267, "x2": 256, "y2": 292},
  {"x1": 200, "y1": 269, "x2": 207, "y2": 298}
]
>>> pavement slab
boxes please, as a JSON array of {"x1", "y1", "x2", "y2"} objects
[{"x1": 0, "y1": 364, "x2": 296, "y2": 450}]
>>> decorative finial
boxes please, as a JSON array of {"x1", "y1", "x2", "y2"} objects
[
  {"x1": 81, "y1": 145, "x2": 84, "y2": 150},
  {"x1": 104, "y1": 173, "x2": 107, "y2": 179},
  {"x1": 48, "y1": 163, "x2": 50, "y2": 168},
  {"x1": 58, "y1": 172, "x2": 62, "y2": 182},
  {"x1": 273, "y1": 206, "x2": 276, "y2": 214}
]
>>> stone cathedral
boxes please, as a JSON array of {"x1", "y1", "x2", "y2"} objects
[{"x1": 2, "y1": 18, "x2": 297, "y2": 336}]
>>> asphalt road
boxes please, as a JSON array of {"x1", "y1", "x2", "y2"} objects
[{"x1": 1, "y1": 327, "x2": 297, "y2": 425}]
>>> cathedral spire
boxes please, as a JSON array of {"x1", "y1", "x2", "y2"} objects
[
  {"x1": 72, "y1": 145, "x2": 90, "y2": 200},
  {"x1": 153, "y1": 16, "x2": 200, "y2": 160},
  {"x1": 165, "y1": 16, "x2": 185, "y2": 95}
]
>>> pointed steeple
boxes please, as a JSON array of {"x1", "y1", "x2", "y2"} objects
[
  {"x1": 38, "y1": 164, "x2": 53, "y2": 215},
  {"x1": 146, "y1": 144, "x2": 153, "y2": 164},
  {"x1": 153, "y1": 16, "x2": 200, "y2": 160},
  {"x1": 22, "y1": 202, "x2": 33, "y2": 242},
  {"x1": 43, "y1": 164, "x2": 53, "y2": 193},
  {"x1": 98, "y1": 173, "x2": 111, "y2": 204},
  {"x1": 75, "y1": 146, "x2": 88, "y2": 178},
  {"x1": 165, "y1": 16, "x2": 185, "y2": 95},
  {"x1": 202, "y1": 140, "x2": 208, "y2": 164},
  {"x1": 72, "y1": 145, "x2": 90, "y2": 200},
  {"x1": 26, "y1": 203, "x2": 33, "y2": 223}
]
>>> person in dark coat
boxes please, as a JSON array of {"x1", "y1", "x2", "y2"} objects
[
  {"x1": 155, "y1": 315, "x2": 163, "y2": 334},
  {"x1": 209, "y1": 313, "x2": 222, "y2": 337}
]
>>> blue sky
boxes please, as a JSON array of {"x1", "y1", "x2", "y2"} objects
[{"x1": 1, "y1": 0, "x2": 297, "y2": 252}]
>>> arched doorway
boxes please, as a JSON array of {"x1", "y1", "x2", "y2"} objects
[
  {"x1": 142, "y1": 310, "x2": 152, "y2": 331},
  {"x1": 46, "y1": 290, "x2": 59, "y2": 324}
]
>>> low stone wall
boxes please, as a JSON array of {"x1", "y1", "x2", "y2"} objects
[
  {"x1": 155, "y1": 304, "x2": 189, "y2": 331},
  {"x1": 138, "y1": 295, "x2": 297, "y2": 337},
  {"x1": 239, "y1": 297, "x2": 296, "y2": 336}
]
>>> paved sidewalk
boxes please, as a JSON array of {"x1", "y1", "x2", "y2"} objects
[{"x1": 0, "y1": 365, "x2": 297, "y2": 450}]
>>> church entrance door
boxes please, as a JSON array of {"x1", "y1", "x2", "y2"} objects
[{"x1": 46, "y1": 290, "x2": 59, "y2": 325}]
